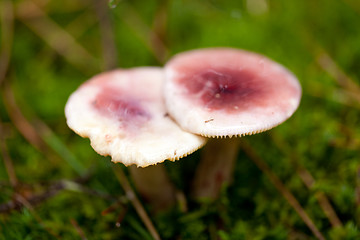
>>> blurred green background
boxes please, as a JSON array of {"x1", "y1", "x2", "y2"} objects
[{"x1": 1, "y1": 0, "x2": 360, "y2": 239}]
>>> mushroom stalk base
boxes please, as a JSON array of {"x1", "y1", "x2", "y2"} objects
[
  {"x1": 129, "y1": 164, "x2": 176, "y2": 211},
  {"x1": 191, "y1": 138, "x2": 240, "y2": 200}
]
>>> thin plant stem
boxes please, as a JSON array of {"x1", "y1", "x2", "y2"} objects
[
  {"x1": 270, "y1": 132, "x2": 342, "y2": 228},
  {"x1": 109, "y1": 0, "x2": 176, "y2": 213},
  {"x1": 241, "y1": 139, "x2": 325, "y2": 240},
  {"x1": 15, "y1": 0, "x2": 99, "y2": 75},
  {"x1": 70, "y1": 218, "x2": 88, "y2": 240},
  {"x1": 112, "y1": 164, "x2": 161, "y2": 240},
  {"x1": 297, "y1": 167, "x2": 342, "y2": 227},
  {"x1": 0, "y1": 0, "x2": 14, "y2": 86},
  {"x1": 0, "y1": 175, "x2": 95, "y2": 213},
  {"x1": 317, "y1": 52, "x2": 360, "y2": 103},
  {"x1": 0, "y1": 121, "x2": 18, "y2": 187},
  {"x1": 2, "y1": 82, "x2": 47, "y2": 153},
  {"x1": 115, "y1": 2, "x2": 169, "y2": 64},
  {"x1": 92, "y1": 0, "x2": 118, "y2": 70},
  {"x1": 14, "y1": 193, "x2": 61, "y2": 239}
]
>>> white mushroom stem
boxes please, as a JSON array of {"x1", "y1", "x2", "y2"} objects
[
  {"x1": 129, "y1": 165, "x2": 177, "y2": 211},
  {"x1": 191, "y1": 138, "x2": 240, "y2": 200}
]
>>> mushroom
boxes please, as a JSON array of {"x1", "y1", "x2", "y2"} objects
[
  {"x1": 163, "y1": 48, "x2": 302, "y2": 199},
  {"x1": 65, "y1": 67, "x2": 206, "y2": 209}
]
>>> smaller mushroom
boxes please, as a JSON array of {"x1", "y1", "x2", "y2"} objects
[
  {"x1": 163, "y1": 48, "x2": 302, "y2": 199},
  {"x1": 65, "y1": 67, "x2": 206, "y2": 167},
  {"x1": 65, "y1": 67, "x2": 206, "y2": 209}
]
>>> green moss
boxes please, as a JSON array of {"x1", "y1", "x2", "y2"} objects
[{"x1": 1, "y1": 0, "x2": 360, "y2": 239}]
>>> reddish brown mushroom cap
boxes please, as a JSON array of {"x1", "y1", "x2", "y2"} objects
[
  {"x1": 164, "y1": 48, "x2": 302, "y2": 137},
  {"x1": 65, "y1": 67, "x2": 206, "y2": 167}
]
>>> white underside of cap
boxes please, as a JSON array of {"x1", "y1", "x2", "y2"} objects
[
  {"x1": 164, "y1": 48, "x2": 302, "y2": 137},
  {"x1": 65, "y1": 67, "x2": 206, "y2": 167}
]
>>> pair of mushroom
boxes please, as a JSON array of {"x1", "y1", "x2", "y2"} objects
[{"x1": 65, "y1": 48, "x2": 301, "y2": 203}]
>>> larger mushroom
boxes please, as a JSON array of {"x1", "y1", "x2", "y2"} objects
[
  {"x1": 163, "y1": 48, "x2": 302, "y2": 199},
  {"x1": 65, "y1": 67, "x2": 206, "y2": 209}
]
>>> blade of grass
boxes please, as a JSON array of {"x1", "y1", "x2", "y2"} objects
[
  {"x1": 151, "y1": 0, "x2": 169, "y2": 58},
  {"x1": 342, "y1": 0, "x2": 360, "y2": 15},
  {"x1": 270, "y1": 132, "x2": 342, "y2": 228},
  {"x1": 305, "y1": 83, "x2": 360, "y2": 109},
  {"x1": 92, "y1": 0, "x2": 118, "y2": 70},
  {"x1": 356, "y1": 167, "x2": 360, "y2": 207},
  {"x1": 112, "y1": 164, "x2": 161, "y2": 240},
  {"x1": 17, "y1": 0, "x2": 87, "y2": 17},
  {"x1": 0, "y1": 0, "x2": 14, "y2": 86},
  {"x1": 14, "y1": 193, "x2": 61, "y2": 239},
  {"x1": 0, "y1": 173, "x2": 104, "y2": 213},
  {"x1": 127, "y1": 215, "x2": 154, "y2": 240},
  {"x1": 15, "y1": 0, "x2": 99, "y2": 75},
  {"x1": 115, "y1": 2, "x2": 169, "y2": 64},
  {"x1": 70, "y1": 218, "x2": 88, "y2": 240},
  {"x1": 297, "y1": 167, "x2": 343, "y2": 227},
  {"x1": 301, "y1": 27, "x2": 360, "y2": 106},
  {"x1": 241, "y1": 139, "x2": 325, "y2": 240},
  {"x1": 0, "y1": 182, "x2": 63, "y2": 213},
  {"x1": 1, "y1": 74, "x2": 112, "y2": 199},
  {"x1": 0, "y1": 121, "x2": 18, "y2": 187},
  {"x1": 65, "y1": 9, "x2": 98, "y2": 39},
  {"x1": 36, "y1": 121, "x2": 86, "y2": 175},
  {"x1": 2, "y1": 80, "x2": 88, "y2": 176},
  {"x1": 317, "y1": 52, "x2": 360, "y2": 103},
  {"x1": 1, "y1": 82, "x2": 47, "y2": 153}
]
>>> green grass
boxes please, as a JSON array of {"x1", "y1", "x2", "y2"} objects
[{"x1": 1, "y1": 0, "x2": 360, "y2": 239}]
